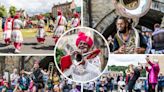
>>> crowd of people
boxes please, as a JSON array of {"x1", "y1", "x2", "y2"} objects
[
  {"x1": 0, "y1": 61, "x2": 81, "y2": 92},
  {"x1": 107, "y1": 16, "x2": 164, "y2": 54},
  {"x1": 83, "y1": 56, "x2": 164, "y2": 92},
  {"x1": 1, "y1": 10, "x2": 81, "y2": 53}
]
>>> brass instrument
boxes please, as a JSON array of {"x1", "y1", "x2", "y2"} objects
[
  {"x1": 72, "y1": 49, "x2": 101, "y2": 65},
  {"x1": 48, "y1": 62, "x2": 54, "y2": 80},
  {"x1": 113, "y1": 0, "x2": 152, "y2": 53}
]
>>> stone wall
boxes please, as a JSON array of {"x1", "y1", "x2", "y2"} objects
[
  {"x1": 0, "y1": 56, "x2": 46, "y2": 74},
  {"x1": 90, "y1": 0, "x2": 114, "y2": 26}
]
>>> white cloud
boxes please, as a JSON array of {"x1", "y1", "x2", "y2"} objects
[{"x1": 0, "y1": 0, "x2": 81, "y2": 15}]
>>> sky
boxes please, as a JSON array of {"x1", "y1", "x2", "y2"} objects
[
  {"x1": 108, "y1": 54, "x2": 147, "y2": 66},
  {"x1": 0, "y1": 0, "x2": 81, "y2": 16}
]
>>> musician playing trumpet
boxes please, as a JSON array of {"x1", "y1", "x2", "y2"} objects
[
  {"x1": 60, "y1": 32, "x2": 101, "y2": 82},
  {"x1": 113, "y1": 16, "x2": 147, "y2": 54}
]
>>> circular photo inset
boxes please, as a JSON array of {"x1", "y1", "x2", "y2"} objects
[{"x1": 54, "y1": 27, "x2": 110, "y2": 83}]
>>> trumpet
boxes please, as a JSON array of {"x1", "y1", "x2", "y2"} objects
[
  {"x1": 48, "y1": 62, "x2": 54, "y2": 80},
  {"x1": 71, "y1": 49, "x2": 101, "y2": 64}
]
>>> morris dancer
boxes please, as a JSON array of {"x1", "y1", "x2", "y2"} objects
[
  {"x1": 36, "y1": 15, "x2": 46, "y2": 44},
  {"x1": 53, "y1": 10, "x2": 67, "y2": 44},
  {"x1": 11, "y1": 13, "x2": 24, "y2": 53},
  {"x1": 3, "y1": 17, "x2": 12, "y2": 45},
  {"x1": 71, "y1": 12, "x2": 80, "y2": 28}
]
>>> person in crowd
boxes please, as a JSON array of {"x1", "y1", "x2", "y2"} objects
[
  {"x1": 14, "y1": 70, "x2": 30, "y2": 92},
  {"x1": 96, "y1": 78, "x2": 108, "y2": 92},
  {"x1": 144, "y1": 79, "x2": 148, "y2": 92},
  {"x1": 70, "y1": 83, "x2": 80, "y2": 92},
  {"x1": 127, "y1": 64, "x2": 143, "y2": 92},
  {"x1": 10, "y1": 68, "x2": 20, "y2": 91},
  {"x1": 87, "y1": 81, "x2": 95, "y2": 92},
  {"x1": 145, "y1": 56, "x2": 160, "y2": 92},
  {"x1": 107, "y1": 74, "x2": 114, "y2": 92},
  {"x1": 61, "y1": 79, "x2": 70, "y2": 92},
  {"x1": 158, "y1": 73, "x2": 164, "y2": 92},
  {"x1": 134, "y1": 79, "x2": 142, "y2": 92},
  {"x1": 24, "y1": 61, "x2": 49, "y2": 92},
  {"x1": 0, "y1": 74, "x2": 4, "y2": 91},
  {"x1": 117, "y1": 76, "x2": 126, "y2": 92}
]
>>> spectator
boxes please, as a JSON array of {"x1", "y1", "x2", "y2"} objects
[
  {"x1": 118, "y1": 76, "x2": 126, "y2": 92},
  {"x1": 158, "y1": 73, "x2": 164, "y2": 92}
]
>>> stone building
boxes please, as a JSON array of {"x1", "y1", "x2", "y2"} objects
[
  {"x1": 51, "y1": 0, "x2": 81, "y2": 20},
  {"x1": 0, "y1": 56, "x2": 55, "y2": 74},
  {"x1": 83, "y1": 0, "x2": 164, "y2": 38}
]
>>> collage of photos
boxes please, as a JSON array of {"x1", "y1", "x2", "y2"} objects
[{"x1": 0, "y1": 0, "x2": 163, "y2": 92}]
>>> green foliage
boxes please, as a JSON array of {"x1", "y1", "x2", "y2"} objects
[
  {"x1": 0, "y1": 5, "x2": 7, "y2": 17},
  {"x1": 9, "y1": 6, "x2": 17, "y2": 17},
  {"x1": 108, "y1": 65, "x2": 146, "y2": 77},
  {"x1": 43, "y1": 13, "x2": 50, "y2": 18},
  {"x1": 55, "y1": 48, "x2": 65, "y2": 64}
]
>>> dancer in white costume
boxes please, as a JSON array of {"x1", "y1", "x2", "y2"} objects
[
  {"x1": 53, "y1": 10, "x2": 67, "y2": 44},
  {"x1": 3, "y1": 17, "x2": 13, "y2": 45},
  {"x1": 36, "y1": 15, "x2": 46, "y2": 44},
  {"x1": 11, "y1": 14, "x2": 23, "y2": 53},
  {"x1": 71, "y1": 12, "x2": 80, "y2": 28}
]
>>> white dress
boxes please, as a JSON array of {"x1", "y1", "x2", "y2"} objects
[
  {"x1": 53, "y1": 16, "x2": 67, "y2": 37},
  {"x1": 11, "y1": 19, "x2": 23, "y2": 43},
  {"x1": 71, "y1": 18, "x2": 79, "y2": 28},
  {"x1": 36, "y1": 19, "x2": 45, "y2": 38},
  {"x1": 3, "y1": 21, "x2": 12, "y2": 39}
]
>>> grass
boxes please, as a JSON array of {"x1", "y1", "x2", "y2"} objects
[{"x1": 0, "y1": 26, "x2": 53, "y2": 38}]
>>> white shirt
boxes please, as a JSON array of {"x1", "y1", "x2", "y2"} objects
[
  {"x1": 71, "y1": 18, "x2": 79, "y2": 27},
  {"x1": 37, "y1": 19, "x2": 45, "y2": 28},
  {"x1": 55, "y1": 16, "x2": 67, "y2": 26},
  {"x1": 118, "y1": 80, "x2": 126, "y2": 92},
  {"x1": 7, "y1": 21, "x2": 12, "y2": 30},
  {"x1": 64, "y1": 59, "x2": 101, "y2": 82},
  {"x1": 10, "y1": 73, "x2": 19, "y2": 86},
  {"x1": 13, "y1": 19, "x2": 23, "y2": 29},
  {"x1": 88, "y1": 81, "x2": 95, "y2": 90}
]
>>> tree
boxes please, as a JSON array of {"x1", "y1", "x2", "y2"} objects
[
  {"x1": 9, "y1": 6, "x2": 16, "y2": 17},
  {"x1": 0, "y1": 5, "x2": 7, "y2": 17},
  {"x1": 55, "y1": 48, "x2": 65, "y2": 65}
]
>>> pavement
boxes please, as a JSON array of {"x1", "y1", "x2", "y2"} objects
[{"x1": 0, "y1": 36, "x2": 55, "y2": 54}]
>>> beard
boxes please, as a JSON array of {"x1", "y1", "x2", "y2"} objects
[
  {"x1": 119, "y1": 29, "x2": 127, "y2": 33},
  {"x1": 118, "y1": 26, "x2": 127, "y2": 33}
]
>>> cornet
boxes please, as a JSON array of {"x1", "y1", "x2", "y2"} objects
[{"x1": 71, "y1": 49, "x2": 101, "y2": 65}]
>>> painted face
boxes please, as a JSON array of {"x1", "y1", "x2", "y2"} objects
[{"x1": 77, "y1": 41, "x2": 90, "y2": 53}]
